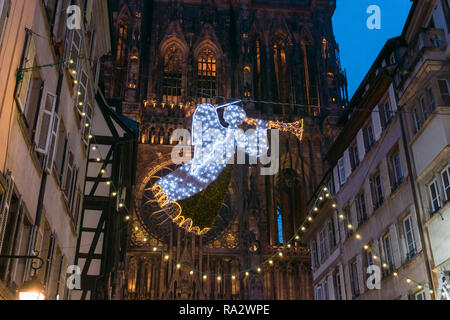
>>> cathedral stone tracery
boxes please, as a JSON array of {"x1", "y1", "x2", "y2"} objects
[{"x1": 105, "y1": 0, "x2": 348, "y2": 300}]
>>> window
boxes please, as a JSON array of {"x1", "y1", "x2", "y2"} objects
[
  {"x1": 412, "y1": 106, "x2": 422, "y2": 133},
  {"x1": 22, "y1": 67, "x2": 43, "y2": 140},
  {"x1": 116, "y1": 24, "x2": 127, "y2": 64},
  {"x1": 428, "y1": 87, "x2": 436, "y2": 111},
  {"x1": 438, "y1": 79, "x2": 450, "y2": 105},
  {"x1": 380, "y1": 100, "x2": 394, "y2": 129},
  {"x1": 272, "y1": 41, "x2": 289, "y2": 103},
  {"x1": 363, "y1": 122, "x2": 375, "y2": 153},
  {"x1": 364, "y1": 250, "x2": 374, "y2": 281},
  {"x1": 63, "y1": 150, "x2": 78, "y2": 212},
  {"x1": 81, "y1": 103, "x2": 92, "y2": 146},
  {"x1": 356, "y1": 192, "x2": 368, "y2": 226},
  {"x1": 0, "y1": 195, "x2": 20, "y2": 277},
  {"x1": 349, "y1": 144, "x2": 360, "y2": 171},
  {"x1": 276, "y1": 205, "x2": 283, "y2": 244},
  {"x1": 371, "y1": 172, "x2": 384, "y2": 210},
  {"x1": 441, "y1": 166, "x2": 450, "y2": 203},
  {"x1": 319, "y1": 228, "x2": 329, "y2": 262},
  {"x1": 66, "y1": 31, "x2": 82, "y2": 78},
  {"x1": 428, "y1": 179, "x2": 442, "y2": 214},
  {"x1": 327, "y1": 219, "x2": 336, "y2": 250},
  {"x1": 0, "y1": 0, "x2": 10, "y2": 50},
  {"x1": 35, "y1": 92, "x2": 57, "y2": 157},
  {"x1": 311, "y1": 240, "x2": 319, "y2": 269},
  {"x1": 162, "y1": 45, "x2": 182, "y2": 103},
  {"x1": 54, "y1": 124, "x2": 67, "y2": 184},
  {"x1": 254, "y1": 39, "x2": 263, "y2": 101},
  {"x1": 390, "y1": 151, "x2": 404, "y2": 191},
  {"x1": 415, "y1": 290, "x2": 426, "y2": 300},
  {"x1": 350, "y1": 260, "x2": 360, "y2": 298},
  {"x1": 382, "y1": 233, "x2": 395, "y2": 275},
  {"x1": 338, "y1": 157, "x2": 346, "y2": 185},
  {"x1": 344, "y1": 206, "x2": 353, "y2": 239},
  {"x1": 315, "y1": 284, "x2": 324, "y2": 300},
  {"x1": 334, "y1": 271, "x2": 343, "y2": 300},
  {"x1": 403, "y1": 216, "x2": 417, "y2": 261},
  {"x1": 197, "y1": 48, "x2": 217, "y2": 103},
  {"x1": 323, "y1": 279, "x2": 329, "y2": 300},
  {"x1": 420, "y1": 96, "x2": 429, "y2": 122}
]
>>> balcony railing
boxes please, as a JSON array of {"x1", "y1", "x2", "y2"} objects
[
  {"x1": 406, "y1": 249, "x2": 418, "y2": 263},
  {"x1": 391, "y1": 176, "x2": 405, "y2": 193}
]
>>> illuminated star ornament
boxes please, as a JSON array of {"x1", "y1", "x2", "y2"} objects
[{"x1": 145, "y1": 102, "x2": 304, "y2": 235}]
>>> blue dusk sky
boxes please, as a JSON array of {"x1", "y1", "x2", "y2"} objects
[{"x1": 333, "y1": 0, "x2": 413, "y2": 99}]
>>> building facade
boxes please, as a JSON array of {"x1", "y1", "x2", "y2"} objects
[
  {"x1": 395, "y1": 0, "x2": 450, "y2": 299},
  {"x1": 104, "y1": 0, "x2": 348, "y2": 300},
  {"x1": 303, "y1": 0, "x2": 450, "y2": 300},
  {"x1": 0, "y1": 0, "x2": 116, "y2": 300}
]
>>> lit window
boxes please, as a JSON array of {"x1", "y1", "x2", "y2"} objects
[
  {"x1": 197, "y1": 48, "x2": 216, "y2": 103},
  {"x1": 276, "y1": 205, "x2": 283, "y2": 244}
]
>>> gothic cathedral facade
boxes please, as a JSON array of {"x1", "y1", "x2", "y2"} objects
[{"x1": 103, "y1": 0, "x2": 348, "y2": 300}]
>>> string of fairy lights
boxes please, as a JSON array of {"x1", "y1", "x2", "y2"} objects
[{"x1": 21, "y1": 31, "x2": 446, "y2": 299}]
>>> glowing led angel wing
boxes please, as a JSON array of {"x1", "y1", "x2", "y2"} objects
[{"x1": 158, "y1": 104, "x2": 228, "y2": 202}]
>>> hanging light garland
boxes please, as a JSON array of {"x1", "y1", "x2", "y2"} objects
[{"x1": 88, "y1": 127, "x2": 439, "y2": 297}]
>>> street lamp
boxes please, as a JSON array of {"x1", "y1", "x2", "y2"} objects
[
  {"x1": 0, "y1": 255, "x2": 45, "y2": 300},
  {"x1": 18, "y1": 276, "x2": 46, "y2": 300}
]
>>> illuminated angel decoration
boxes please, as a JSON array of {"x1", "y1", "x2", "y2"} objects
[{"x1": 146, "y1": 102, "x2": 304, "y2": 235}]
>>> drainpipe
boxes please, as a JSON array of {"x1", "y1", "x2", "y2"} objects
[{"x1": 398, "y1": 103, "x2": 435, "y2": 296}]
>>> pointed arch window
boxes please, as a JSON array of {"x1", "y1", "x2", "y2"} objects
[
  {"x1": 277, "y1": 205, "x2": 284, "y2": 244},
  {"x1": 197, "y1": 48, "x2": 217, "y2": 103},
  {"x1": 162, "y1": 45, "x2": 182, "y2": 103},
  {"x1": 117, "y1": 24, "x2": 128, "y2": 64},
  {"x1": 272, "y1": 38, "x2": 289, "y2": 104},
  {"x1": 254, "y1": 39, "x2": 263, "y2": 101}
]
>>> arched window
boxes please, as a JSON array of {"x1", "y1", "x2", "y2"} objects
[
  {"x1": 272, "y1": 37, "x2": 289, "y2": 104},
  {"x1": 254, "y1": 39, "x2": 263, "y2": 101},
  {"x1": 117, "y1": 24, "x2": 128, "y2": 64},
  {"x1": 277, "y1": 205, "x2": 284, "y2": 244},
  {"x1": 159, "y1": 128, "x2": 165, "y2": 145},
  {"x1": 197, "y1": 48, "x2": 217, "y2": 103},
  {"x1": 162, "y1": 45, "x2": 182, "y2": 103}
]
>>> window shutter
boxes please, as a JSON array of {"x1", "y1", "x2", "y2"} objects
[
  {"x1": 356, "y1": 130, "x2": 365, "y2": 163},
  {"x1": 73, "y1": 190, "x2": 81, "y2": 227},
  {"x1": 44, "y1": 233, "x2": 56, "y2": 289},
  {"x1": 69, "y1": 167, "x2": 78, "y2": 212},
  {"x1": 35, "y1": 91, "x2": 57, "y2": 154},
  {"x1": 0, "y1": 174, "x2": 14, "y2": 253},
  {"x1": 333, "y1": 166, "x2": 340, "y2": 193},
  {"x1": 45, "y1": 114, "x2": 60, "y2": 173},
  {"x1": 15, "y1": 30, "x2": 36, "y2": 113},
  {"x1": 372, "y1": 106, "x2": 382, "y2": 141},
  {"x1": 63, "y1": 151, "x2": 74, "y2": 200},
  {"x1": 389, "y1": 224, "x2": 401, "y2": 269}
]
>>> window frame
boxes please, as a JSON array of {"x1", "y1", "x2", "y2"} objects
[
  {"x1": 382, "y1": 233, "x2": 395, "y2": 274},
  {"x1": 338, "y1": 157, "x2": 346, "y2": 186},
  {"x1": 441, "y1": 165, "x2": 450, "y2": 203},
  {"x1": 428, "y1": 179, "x2": 442, "y2": 214},
  {"x1": 350, "y1": 260, "x2": 360, "y2": 298},
  {"x1": 403, "y1": 215, "x2": 417, "y2": 261}
]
